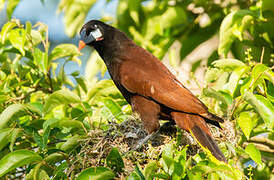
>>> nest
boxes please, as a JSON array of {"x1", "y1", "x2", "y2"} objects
[{"x1": 67, "y1": 116, "x2": 230, "y2": 177}]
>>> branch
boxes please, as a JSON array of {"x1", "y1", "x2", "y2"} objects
[
  {"x1": 243, "y1": 142, "x2": 274, "y2": 153},
  {"x1": 47, "y1": 70, "x2": 54, "y2": 93},
  {"x1": 6, "y1": 89, "x2": 36, "y2": 104},
  {"x1": 248, "y1": 137, "x2": 274, "y2": 149}
]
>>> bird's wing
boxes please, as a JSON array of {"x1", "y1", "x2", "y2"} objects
[{"x1": 119, "y1": 46, "x2": 210, "y2": 117}]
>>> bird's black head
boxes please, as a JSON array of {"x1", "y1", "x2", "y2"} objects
[
  {"x1": 78, "y1": 20, "x2": 113, "y2": 50},
  {"x1": 78, "y1": 20, "x2": 131, "y2": 61}
]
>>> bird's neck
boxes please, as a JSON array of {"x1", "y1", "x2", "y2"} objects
[{"x1": 93, "y1": 30, "x2": 132, "y2": 63}]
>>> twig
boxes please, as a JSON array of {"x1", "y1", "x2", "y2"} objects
[
  {"x1": 47, "y1": 70, "x2": 53, "y2": 93},
  {"x1": 243, "y1": 142, "x2": 274, "y2": 153},
  {"x1": 248, "y1": 137, "x2": 274, "y2": 149},
  {"x1": 6, "y1": 89, "x2": 36, "y2": 104},
  {"x1": 260, "y1": 47, "x2": 265, "y2": 64}
]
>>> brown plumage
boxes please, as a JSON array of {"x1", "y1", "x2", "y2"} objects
[{"x1": 78, "y1": 20, "x2": 226, "y2": 162}]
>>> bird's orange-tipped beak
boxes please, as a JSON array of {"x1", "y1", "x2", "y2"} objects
[{"x1": 78, "y1": 40, "x2": 86, "y2": 51}]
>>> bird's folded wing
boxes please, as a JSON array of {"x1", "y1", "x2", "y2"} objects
[{"x1": 119, "y1": 47, "x2": 209, "y2": 116}]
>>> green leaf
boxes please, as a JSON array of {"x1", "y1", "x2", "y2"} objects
[
  {"x1": 8, "y1": 28, "x2": 26, "y2": 56},
  {"x1": 126, "y1": 172, "x2": 142, "y2": 180},
  {"x1": 237, "y1": 112, "x2": 254, "y2": 139},
  {"x1": 160, "y1": 144, "x2": 174, "y2": 175},
  {"x1": 214, "y1": 165, "x2": 242, "y2": 180},
  {"x1": 106, "y1": 147, "x2": 124, "y2": 173},
  {"x1": 144, "y1": 161, "x2": 157, "y2": 180},
  {"x1": 203, "y1": 88, "x2": 232, "y2": 108},
  {"x1": 252, "y1": 64, "x2": 272, "y2": 80},
  {"x1": 134, "y1": 165, "x2": 145, "y2": 180},
  {"x1": 226, "y1": 67, "x2": 248, "y2": 96},
  {"x1": 0, "y1": 104, "x2": 26, "y2": 129},
  {"x1": 205, "y1": 68, "x2": 223, "y2": 83},
  {"x1": 101, "y1": 98, "x2": 124, "y2": 122},
  {"x1": 26, "y1": 104, "x2": 42, "y2": 116},
  {"x1": 0, "y1": 20, "x2": 17, "y2": 44},
  {"x1": 207, "y1": 173, "x2": 219, "y2": 180},
  {"x1": 43, "y1": 118, "x2": 59, "y2": 130},
  {"x1": 188, "y1": 172, "x2": 203, "y2": 180},
  {"x1": 76, "y1": 167, "x2": 115, "y2": 180},
  {"x1": 149, "y1": 6, "x2": 187, "y2": 38},
  {"x1": 51, "y1": 119, "x2": 84, "y2": 130},
  {"x1": 75, "y1": 77, "x2": 88, "y2": 93},
  {"x1": 88, "y1": 80, "x2": 122, "y2": 104},
  {"x1": 6, "y1": 0, "x2": 20, "y2": 19},
  {"x1": 241, "y1": 64, "x2": 271, "y2": 94},
  {"x1": 0, "y1": 104, "x2": 41, "y2": 129},
  {"x1": 26, "y1": 167, "x2": 50, "y2": 180},
  {"x1": 244, "y1": 92, "x2": 274, "y2": 128},
  {"x1": 9, "y1": 128, "x2": 22, "y2": 151},
  {"x1": 25, "y1": 21, "x2": 32, "y2": 35},
  {"x1": 218, "y1": 10, "x2": 254, "y2": 56},
  {"x1": 212, "y1": 59, "x2": 246, "y2": 71},
  {"x1": 33, "y1": 132, "x2": 44, "y2": 149},
  {"x1": 33, "y1": 47, "x2": 48, "y2": 74},
  {"x1": 71, "y1": 107, "x2": 85, "y2": 120},
  {"x1": 117, "y1": 0, "x2": 137, "y2": 35},
  {"x1": 43, "y1": 117, "x2": 85, "y2": 134},
  {"x1": 58, "y1": 0, "x2": 97, "y2": 37},
  {"x1": 0, "y1": 150, "x2": 42, "y2": 177},
  {"x1": 58, "y1": 134, "x2": 82, "y2": 152},
  {"x1": 44, "y1": 152, "x2": 66, "y2": 164},
  {"x1": 245, "y1": 144, "x2": 262, "y2": 165},
  {"x1": 0, "y1": 128, "x2": 13, "y2": 151},
  {"x1": 49, "y1": 44, "x2": 81, "y2": 64},
  {"x1": 71, "y1": 70, "x2": 80, "y2": 77},
  {"x1": 180, "y1": 21, "x2": 219, "y2": 60},
  {"x1": 30, "y1": 30, "x2": 43, "y2": 45},
  {"x1": 33, "y1": 164, "x2": 50, "y2": 180},
  {"x1": 44, "y1": 89, "x2": 81, "y2": 114},
  {"x1": 128, "y1": 0, "x2": 141, "y2": 24},
  {"x1": 42, "y1": 126, "x2": 50, "y2": 147}
]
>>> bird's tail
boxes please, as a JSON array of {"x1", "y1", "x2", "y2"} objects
[{"x1": 171, "y1": 112, "x2": 227, "y2": 162}]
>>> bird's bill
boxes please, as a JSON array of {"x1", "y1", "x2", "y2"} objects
[
  {"x1": 78, "y1": 40, "x2": 86, "y2": 51},
  {"x1": 78, "y1": 28, "x2": 103, "y2": 51}
]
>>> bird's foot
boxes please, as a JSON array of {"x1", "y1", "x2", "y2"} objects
[
  {"x1": 133, "y1": 133, "x2": 156, "y2": 151},
  {"x1": 132, "y1": 129, "x2": 160, "y2": 151},
  {"x1": 132, "y1": 121, "x2": 176, "y2": 150}
]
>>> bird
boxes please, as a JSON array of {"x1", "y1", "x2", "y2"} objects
[{"x1": 78, "y1": 20, "x2": 227, "y2": 162}]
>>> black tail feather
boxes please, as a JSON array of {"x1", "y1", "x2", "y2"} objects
[
  {"x1": 191, "y1": 125, "x2": 227, "y2": 162},
  {"x1": 208, "y1": 113, "x2": 224, "y2": 123}
]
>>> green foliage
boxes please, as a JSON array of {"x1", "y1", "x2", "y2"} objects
[
  {"x1": 245, "y1": 144, "x2": 262, "y2": 165},
  {"x1": 106, "y1": 147, "x2": 124, "y2": 173},
  {"x1": 0, "y1": 20, "x2": 129, "y2": 178},
  {"x1": 58, "y1": 0, "x2": 97, "y2": 37},
  {"x1": 76, "y1": 167, "x2": 115, "y2": 180},
  {"x1": 202, "y1": 54, "x2": 273, "y2": 178},
  {"x1": 0, "y1": 150, "x2": 42, "y2": 177},
  {"x1": 218, "y1": 10, "x2": 255, "y2": 57},
  {"x1": 124, "y1": 142, "x2": 244, "y2": 180}
]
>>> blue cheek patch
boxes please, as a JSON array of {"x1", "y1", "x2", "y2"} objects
[{"x1": 80, "y1": 29, "x2": 96, "y2": 44}]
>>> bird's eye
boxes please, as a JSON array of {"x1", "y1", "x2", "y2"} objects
[
  {"x1": 80, "y1": 29, "x2": 95, "y2": 44},
  {"x1": 80, "y1": 26, "x2": 103, "y2": 44}
]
